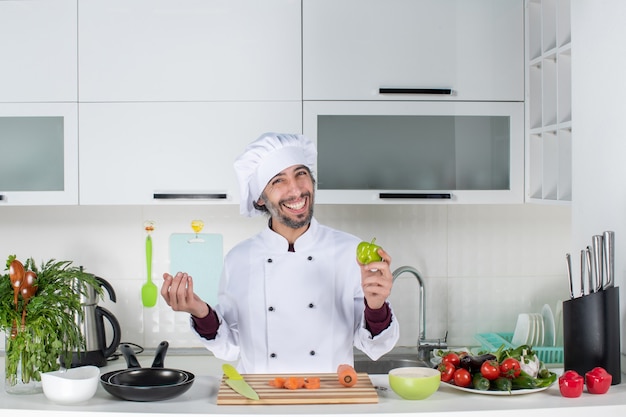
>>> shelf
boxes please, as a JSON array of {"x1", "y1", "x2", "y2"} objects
[
  {"x1": 557, "y1": 0, "x2": 571, "y2": 47},
  {"x1": 557, "y1": 49, "x2": 572, "y2": 123},
  {"x1": 541, "y1": 0, "x2": 558, "y2": 53},
  {"x1": 525, "y1": 0, "x2": 572, "y2": 203}
]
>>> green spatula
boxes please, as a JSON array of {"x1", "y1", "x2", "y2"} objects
[{"x1": 141, "y1": 221, "x2": 158, "y2": 307}]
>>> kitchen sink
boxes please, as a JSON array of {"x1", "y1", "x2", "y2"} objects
[{"x1": 353, "y1": 349, "x2": 432, "y2": 374}]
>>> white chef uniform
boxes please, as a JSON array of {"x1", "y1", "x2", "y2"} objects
[
  {"x1": 192, "y1": 218, "x2": 399, "y2": 374},
  {"x1": 190, "y1": 132, "x2": 399, "y2": 373}
]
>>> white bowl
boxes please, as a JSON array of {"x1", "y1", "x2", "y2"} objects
[{"x1": 41, "y1": 365, "x2": 100, "y2": 404}]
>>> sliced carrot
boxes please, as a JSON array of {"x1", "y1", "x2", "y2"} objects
[
  {"x1": 268, "y1": 377, "x2": 286, "y2": 388},
  {"x1": 337, "y1": 364, "x2": 358, "y2": 387},
  {"x1": 304, "y1": 377, "x2": 321, "y2": 389},
  {"x1": 283, "y1": 376, "x2": 305, "y2": 390}
]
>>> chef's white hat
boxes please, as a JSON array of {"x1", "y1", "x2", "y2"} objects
[{"x1": 234, "y1": 132, "x2": 317, "y2": 217}]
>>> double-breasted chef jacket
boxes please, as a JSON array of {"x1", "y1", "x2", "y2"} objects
[{"x1": 192, "y1": 218, "x2": 400, "y2": 374}]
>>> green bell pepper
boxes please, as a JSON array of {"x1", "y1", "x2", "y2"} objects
[{"x1": 356, "y1": 238, "x2": 382, "y2": 264}]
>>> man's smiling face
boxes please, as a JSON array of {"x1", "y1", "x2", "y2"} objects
[{"x1": 257, "y1": 164, "x2": 315, "y2": 230}]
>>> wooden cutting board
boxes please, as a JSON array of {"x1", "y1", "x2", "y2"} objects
[{"x1": 217, "y1": 372, "x2": 378, "y2": 405}]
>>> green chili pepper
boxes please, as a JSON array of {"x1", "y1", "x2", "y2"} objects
[
  {"x1": 512, "y1": 375, "x2": 538, "y2": 390},
  {"x1": 492, "y1": 377, "x2": 512, "y2": 392},
  {"x1": 473, "y1": 373, "x2": 490, "y2": 391},
  {"x1": 356, "y1": 238, "x2": 382, "y2": 264}
]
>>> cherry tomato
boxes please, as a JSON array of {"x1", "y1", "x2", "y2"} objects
[
  {"x1": 441, "y1": 352, "x2": 461, "y2": 368},
  {"x1": 438, "y1": 362, "x2": 456, "y2": 383},
  {"x1": 480, "y1": 359, "x2": 500, "y2": 381},
  {"x1": 559, "y1": 370, "x2": 584, "y2": 398},
  {"x1": 453, "y1": 368, "x2": 472, "y2": 387},
  {"x1": 500, "y1": 357, "x2": 521, "y2": 379}
]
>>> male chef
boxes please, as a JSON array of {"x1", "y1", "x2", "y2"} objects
[{"x1": 161, "y1": 132, "x2": 399, "y2": 373}]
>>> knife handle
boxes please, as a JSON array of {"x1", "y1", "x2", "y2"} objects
[
  {"x1": 603, "y1": 231, "x2": 615, "y2": 289},
  {"x1": 592, "y1": 235, "x2": 604, "y2": 292}
]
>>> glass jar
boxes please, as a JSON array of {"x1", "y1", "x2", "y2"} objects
[{"x1": 4, "y1": 326, "x2": 42, "y2": 394}]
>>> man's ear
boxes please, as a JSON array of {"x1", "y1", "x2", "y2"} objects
[{"x1": 256, "y1": 196, "x2": 266, "y2": 207}]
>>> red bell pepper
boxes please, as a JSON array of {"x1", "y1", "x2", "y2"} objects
[
  {"x1": 585, "y1": 367, "x2": 612, "y2": 394},
  {"x1": 559, "y1": 370, "x2": 584, "y2": 398}
]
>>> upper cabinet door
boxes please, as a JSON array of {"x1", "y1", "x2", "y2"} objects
[
  {"x1": 78, "y1": 0, "x2": 301, "y2": 102},
  {"x1": 78, "y1": 101, "x2": 302, "y2": 205},
  {"x1": 0, "y1": 0, "x2": 77, "y2": 102},
  {"x1": 303, "y1": 0, "x2": 524, "y2": 102},
  {"x1": 0, "y1": 103, "x2": 79, "y2": 205}
]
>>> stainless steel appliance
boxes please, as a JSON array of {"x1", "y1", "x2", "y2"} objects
[{"x1": 69, "y1": 275, "x2": 122, "y2": 367}]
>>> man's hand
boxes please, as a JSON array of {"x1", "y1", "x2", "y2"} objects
[
  {"x1": 161, "y1": 272, "x2": 210, "y2": 318},
  {"x1": 358, "y1": 247, "x2": 393, "y2": 310}
]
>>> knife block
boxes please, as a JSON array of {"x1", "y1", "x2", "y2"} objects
[{"x1": 562, "y1": 286, "x2": 621, "y2": 384}]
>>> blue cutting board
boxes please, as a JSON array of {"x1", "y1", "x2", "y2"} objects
[{"x1": 169, "y1": 233, "x2": 223, "y2": 306}]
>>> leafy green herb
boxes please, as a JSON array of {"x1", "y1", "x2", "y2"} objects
[{"x1": 1, "y1": 257, "x2": 103, "y2": 385}]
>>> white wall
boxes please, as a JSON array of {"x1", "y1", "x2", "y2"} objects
[
  {"x1": 571, "y1": 1, "x2": 626, "y2": 362},
  {"x1": 0, "y1": 203, "x2": 570, "y2": 351}
]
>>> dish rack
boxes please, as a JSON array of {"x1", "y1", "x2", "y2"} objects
[{"x1": 474, "y1": 332, "x2": 564, "y2": 364}]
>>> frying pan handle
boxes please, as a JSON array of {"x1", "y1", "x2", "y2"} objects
[
  {"x1": 120, "y1": 344, "x2": 142, "y2": 369},
  {"x1": 151, "y1": 341, "x2": 169, "y2": 368}
]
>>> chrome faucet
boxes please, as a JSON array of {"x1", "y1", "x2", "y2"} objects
[{"x1": 392, "y1": 265, "x2": 447, "y2": 362}]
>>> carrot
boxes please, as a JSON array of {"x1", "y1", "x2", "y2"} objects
[
  {"x1": 304, "y1": 377, "x2": 321, "y2": 389},
  {"x1": 268, "y1": 377, "x2": 285, "y2": 388},
  {"x1": 283, "y1": 376, "x2": 305, "y2": 390},
  {"x1": 337, "y1": 364, "x2": 358, "y2": 387}
]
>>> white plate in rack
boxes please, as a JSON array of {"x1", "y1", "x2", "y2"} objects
[
  {"x1": 542, "y1": 304, "x2": 556, "y2": 347},
  {"x1": 511, "y1": 313, "x2": 531, "y2": 346}
]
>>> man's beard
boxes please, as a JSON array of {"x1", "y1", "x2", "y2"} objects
[{"x1": 264, "y1": 192, "x2": 314, "y2": 230}]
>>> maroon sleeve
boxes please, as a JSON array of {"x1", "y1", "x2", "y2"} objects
[
  {"x1": 364, "y1": 301, "x2": 392, "y2": 337},
  {"x1": 190, "y1": 304, "x2": 220, "y2": 340}
]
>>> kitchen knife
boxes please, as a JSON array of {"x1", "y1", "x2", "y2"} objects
[
  {"x1": 585, "y1": 247, "x2": 593, "y2": 295},
  {"x1": 581, "y1": 249, "x2": 588, "y2": 296},
  {"x1": 222, "y1": 364, "x2": 259, "y2": 401},
  {"x1": 592, "y1": 235, "x2": 604, "y2": 292},
  {"x1": 565, "y1": 253, "x2": 574, "y2": 299},
  {"x1": 603, "y1": 231, "x2": 615, "y2": 289}
]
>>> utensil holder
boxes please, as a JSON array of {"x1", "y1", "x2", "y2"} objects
[{"x1": 562, "y1": 286, "x2": 621, "y2": 385}]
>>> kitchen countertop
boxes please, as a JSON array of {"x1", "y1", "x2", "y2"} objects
[{"x1": 2, "y1": 353, "x2": 626, "y2": 417}]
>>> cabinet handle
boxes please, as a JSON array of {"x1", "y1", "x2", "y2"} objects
[
  {"x1": 379, "y1": 193, "x2": 451, "y2": 199},
  {"x1": 379, "y1": 88, "x2": 452, "y2": 95},
  {"x1": 153, "y1": 193, "x2": 228, "y2": 200},
  {"x1": 0, "y1": 194, "x2": 4, "y2": 201}
]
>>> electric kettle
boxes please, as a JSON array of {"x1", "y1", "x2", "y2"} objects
[{"x1": 69, "y1": 275, "x2": 122, "y2": 367}]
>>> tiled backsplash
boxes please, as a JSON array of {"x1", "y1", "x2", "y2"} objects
[{"x1": 0, "y1": 203, "x2": 571, "y2": 351}]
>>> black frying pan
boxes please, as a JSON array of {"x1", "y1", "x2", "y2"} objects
[{"x1": 100, "y1": 341, "x2": 195, "y2": 401}]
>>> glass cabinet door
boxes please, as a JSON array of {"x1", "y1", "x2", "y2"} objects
[
  {"x1": 0, "y1": 104, "x2": 78, "y2": 205},
  {"x1": 304, "y1": 101, "x2": 523, "y2": 204}
]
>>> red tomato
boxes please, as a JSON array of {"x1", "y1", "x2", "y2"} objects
[
  {"x1": 441, "y1": 352, "x2": 461, "y2": 368},
  {"x1": 559, "y1": 370, "x2": 584, "y2": 398},
  {"x1": 585, "y1": 367, "x2": 612, "y2": 394},
  {"x1": 500, "y1": 358, "x2": 521, "y2": 379},
  {"x1": 453, "y1": 368, "x2": 472, "y2": 387},
  {"x1": 480, "y1": 360, "x2": 500, "y2": 380},
  {"x1": 438, "y1": 362, "x2": 456, "y2": 383}
]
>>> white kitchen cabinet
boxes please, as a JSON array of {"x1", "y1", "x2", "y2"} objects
[
  {"x1": 0, "y1": 103, "x2": 79, "y2": 205},
  {"x1": 304, "y1": 101, "x2": 524, "y2": 205},
  {"x1": 0, "y1": 0, "x2": 77, "y2": 103},
  {"x1": 525, "y1": 0, "x2": 572, "y2": 203},
  {"x1": 303, "y1": 0, "x2": 524, "y2": 102},
  {"x1": 78, "y1": 102, "x2": 302, "y2": 205},
  {"x1": 78, "y1": 0, "x2": 301, "y2": 102}
]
